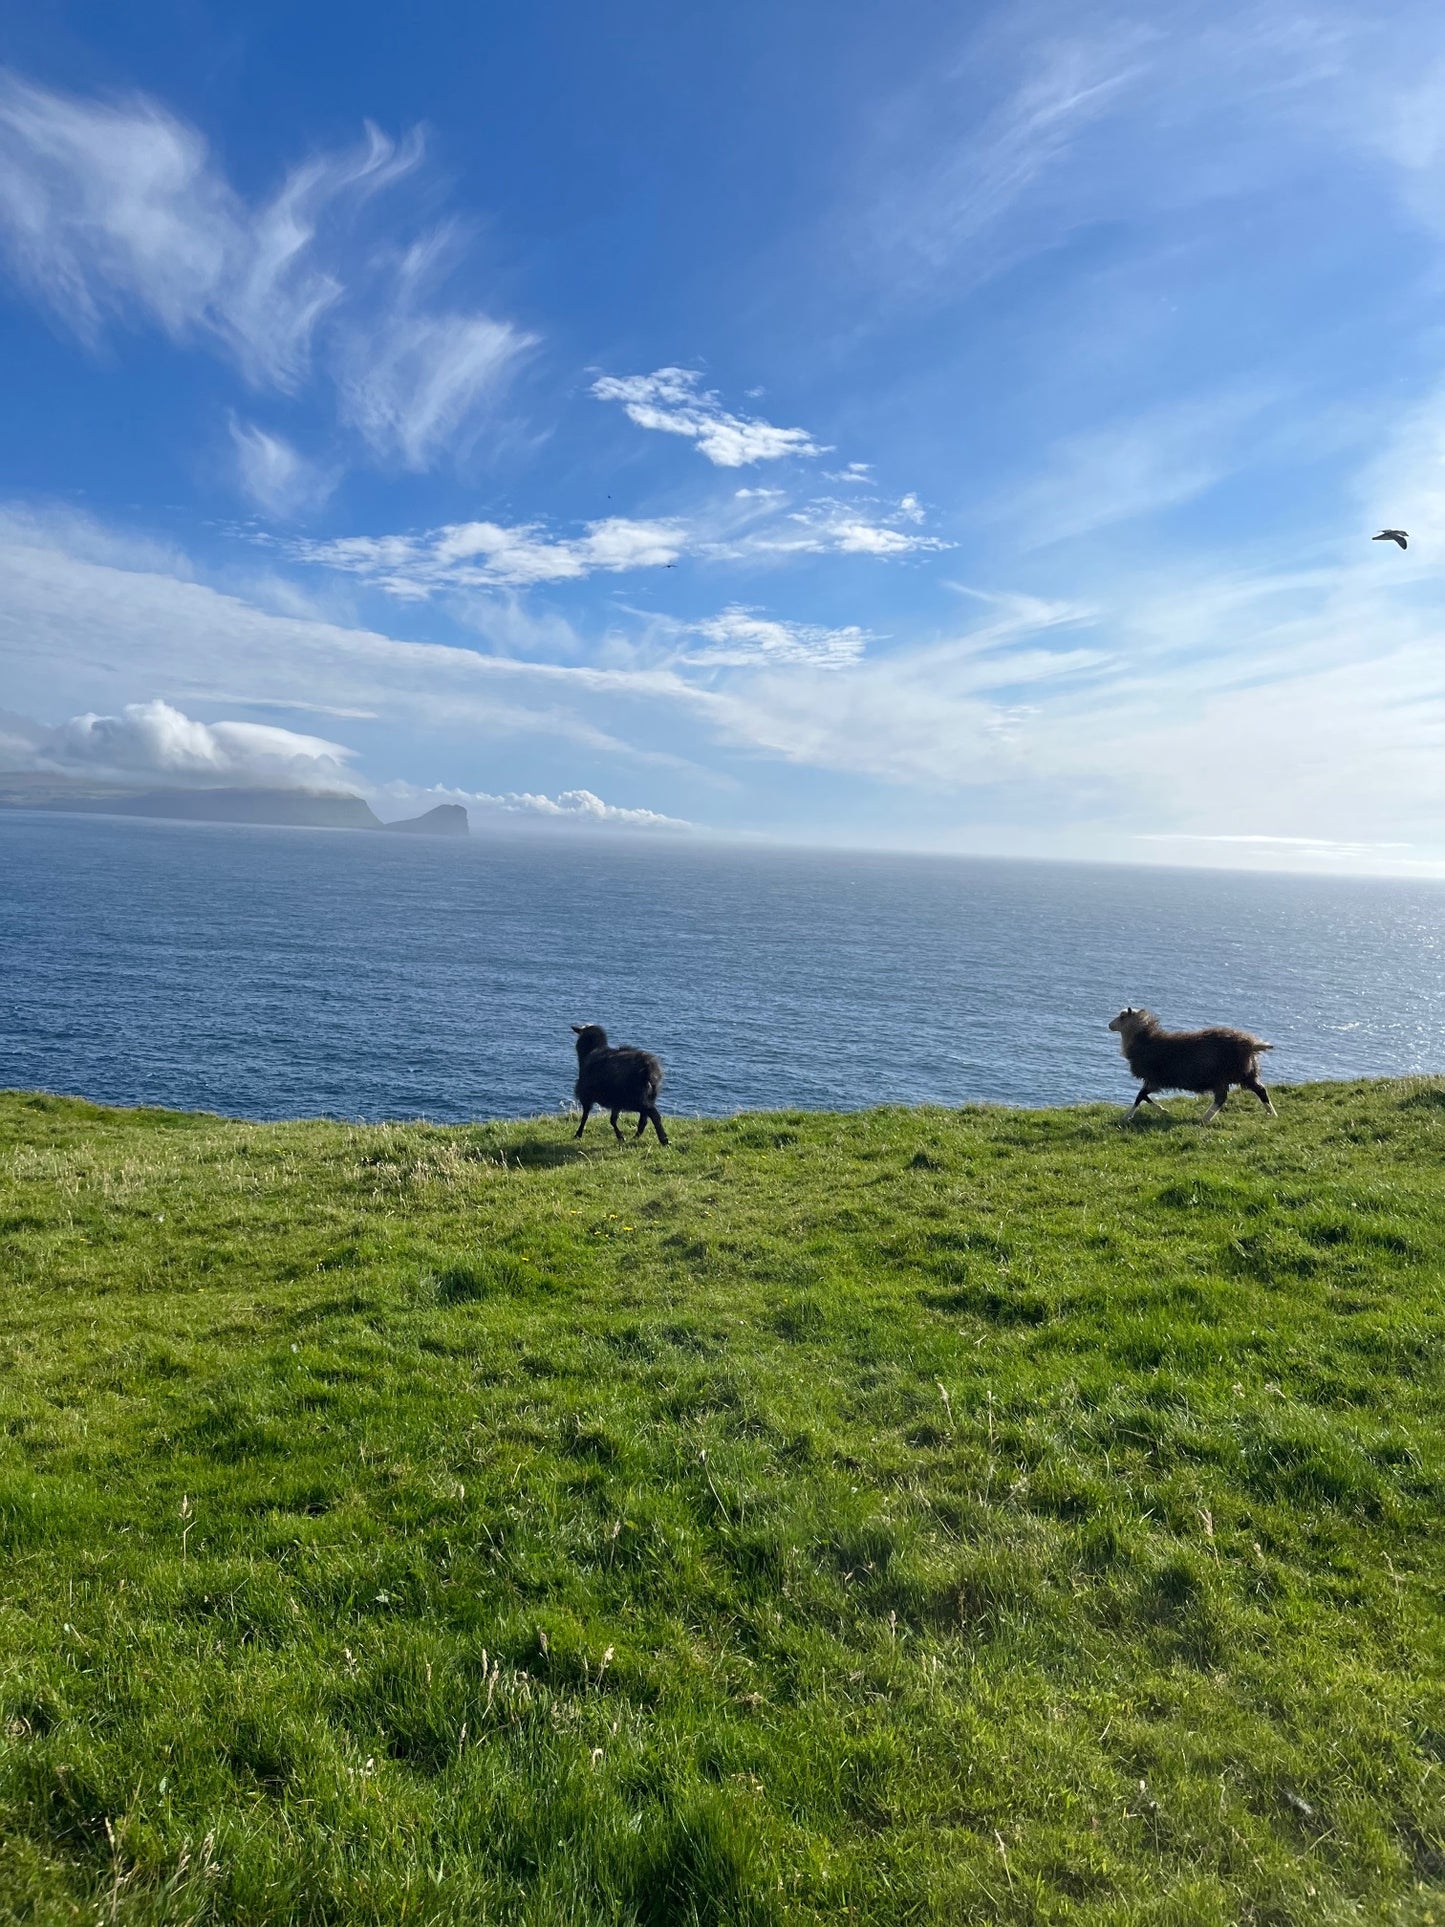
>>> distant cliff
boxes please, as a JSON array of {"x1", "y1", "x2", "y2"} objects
[{"x1": 0, "y1": 777, "x2": 468, "y2": 835}]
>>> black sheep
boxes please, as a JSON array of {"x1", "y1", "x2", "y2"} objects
[
  {"x1": 571, "y1": 1024, "x2": 669, "y2": 1144},
  {"x1": 1108, "y1": 1007, "x2": 1276, "y2": 1122}
]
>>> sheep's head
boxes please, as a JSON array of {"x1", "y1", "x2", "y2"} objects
[
  {"x1": 572, "y1": 1023, "x2": 608, "y2": 1057},
  {"x1": 1108, "y1": 1007, "x2": 1154, "y2": 1044}
]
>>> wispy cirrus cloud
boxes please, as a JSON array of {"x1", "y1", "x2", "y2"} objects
[
  {"x1": 332, "y1": 232, "x2": 537, "y2": 470},
  {"x1": 859, "y1": 26, "x2": 1144, "y2": 293},
  {"x1": 0, "y1": 72, "x2": 532, "y2": 472},
  {"x1": 625, "y1": 604, "x2": 870, "y2": 671},
  {"x1": 229, "y1": 418, "x2": 336, "y2": 517},
  {"x1": 591, "y1": 367, "x2": 827, "y2": 466},
  {"x1": 848, "y1": 3, "x2": 1445, "y2": 308},
  {"x1": 997, "y1": 390, "x2": 1275, "y2": 545},
  {"x1": 683, "y1": 605, "x2": 870, "y2": 669}
]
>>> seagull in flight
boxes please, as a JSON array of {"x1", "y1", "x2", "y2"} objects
[{"x1": 1374, "y1": 529, "x2": 1409, "y2": 550}]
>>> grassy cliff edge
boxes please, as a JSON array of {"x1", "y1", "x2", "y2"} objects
[{"x1": 1, "y1": 1083, "x2": 1442, "y2": 1924}]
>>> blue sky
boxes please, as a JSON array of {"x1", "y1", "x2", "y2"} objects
[{"x1": 3, "y1": 0, "x2": 1445, "y2": 869}]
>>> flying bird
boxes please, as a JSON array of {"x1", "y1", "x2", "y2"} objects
[{"x1": 1374, "y1": 529, "x2": 1409, "y2": 550}]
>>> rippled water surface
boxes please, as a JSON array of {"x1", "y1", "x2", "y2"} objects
[{"x1": 3, "y1": 812, "x2": 1444, "y2": 1121}]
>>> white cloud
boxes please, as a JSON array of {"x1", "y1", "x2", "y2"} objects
[
  {"x1": 0, "y1": 693, "x2": 687, "y2": 828},
  {"x1": 690, "y1": 608, "x2": 1110, "y2": 788},
  {"x1": 852, "y1": 4, "x2": 1418, "y2": 302},
  {"x1": 1137, "y1": 832, "x2": 1411, "y2": 856},
  {"x1": 338, "y1": 309, "x2": 530, "y2": 470},
  {"x1": 229, "y1": 418, "x2": 334, "y2": 517},
  {"x1": 2, "y1": 698, "x2": 359, "y2": 789},
  {"x1": 277, "y1": 481, "x2": 946, "y2": 595},
  {"x1": 288, "y1": 513, "x2": 687, "y2": 594},
  {"x1": 378, "y1": 779, "x2": 688, "y2": 829},
  {"x1": 860, "y1": 28, "x2": 1143, "y2": 291},
  {"x1": 683, "y1": 606, "x2": 869, "y2": 669},
  {"x1": 0, "y1": 505, "x2": 710, "y2": 762},
  {"x1": 591, "y1": 367, "x2": 826, "y2": 466},
  {"x1": 0, "y1": 73, "x2": 530, "y2": 469},
  {"x1": 999, "y1": 390, "x2": 1274, "y2": 545},
  {"x1": 722, "y1": 497, "x2": 951, "y2": 560},
  {"x1": 14, "y1": 479, "x2": 1445, "y2": 872},
  {"x1": 333, "y1": 233, "x2": 537, "y2": 469}
]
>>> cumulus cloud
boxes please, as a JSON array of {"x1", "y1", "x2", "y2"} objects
[
  {"x1": 0, "y1": 73, "x2": 531, "y2": 469},
  {"x1": 1, "y1": 698, "x2": 360, "y2": 788},
  {"x1": 591, "y1": 367, "x2": 826, "y2": 466}
]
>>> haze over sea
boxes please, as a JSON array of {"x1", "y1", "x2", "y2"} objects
[{"x1": 3, "y1": 812, "x2": 1444, "y2": 1124}]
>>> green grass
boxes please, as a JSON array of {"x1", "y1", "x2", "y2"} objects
[{"x1": 1, "y1": 1081, "x2": 1443, "y2": 1925}]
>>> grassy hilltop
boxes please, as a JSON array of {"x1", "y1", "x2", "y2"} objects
[{"x1": 0, "y1": 1084, "x2": 1443, "y2": 1925}]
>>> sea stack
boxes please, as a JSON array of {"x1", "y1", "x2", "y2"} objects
[{"x1": 381, "y1": 803, "x2": 469, "y2": 836}]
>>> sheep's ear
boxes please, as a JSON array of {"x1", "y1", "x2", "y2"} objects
[{"x1": 571, "y1": 1024, "x2": 586, "y2": 1033}]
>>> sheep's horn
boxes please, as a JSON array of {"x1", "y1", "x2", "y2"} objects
[{"x1": 571, "y1": 1023, "x2": 586, "y2": 1033}]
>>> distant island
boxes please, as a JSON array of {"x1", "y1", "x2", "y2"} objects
[{"x1": 0, "y1": 776, "x2": 468, "y2": 835}]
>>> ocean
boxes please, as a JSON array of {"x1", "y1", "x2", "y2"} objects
[{"x1": 2, "y1": 811, "x2": 1444, "y2": 1122}]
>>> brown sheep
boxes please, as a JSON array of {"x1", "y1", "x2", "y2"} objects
[{"x1": 1108, "y1": 1007, "x2": 1276, "y2": 1123}]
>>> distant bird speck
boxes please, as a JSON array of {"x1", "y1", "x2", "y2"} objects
[{"x1": 1374, "y1": 529, "x2": 1409, "y2": 550}]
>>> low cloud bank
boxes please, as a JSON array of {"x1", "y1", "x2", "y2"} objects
[
  {"x1": 0, "y1": 699, "x2": 360, "y2": 788},
  {"x1": 1, "y1": 699, "x2": 690, "y2": 832},
  {"x1": 375, "y1": 780, "x2": 689, "y2": 831}
]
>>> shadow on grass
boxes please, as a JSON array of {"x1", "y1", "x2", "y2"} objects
[
  {"x1": 1112, "y1": 1107, "x2": 1197, "y2": 1131},
  {"x1": 491, "y1": 1131, "x2": 667, "y2": 1170}
]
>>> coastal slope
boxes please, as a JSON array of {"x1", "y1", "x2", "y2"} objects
[{"x1": 0, "y1": 1084, "x2": 1441, "y2": 1923}]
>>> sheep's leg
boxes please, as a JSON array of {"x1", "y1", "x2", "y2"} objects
[
  {"x1": 610, "y1": 1108, "x2": 626, "y2": 1143},
  {"x1": 1127, "y1": 1084, "x2": 1155, "y2": 1118},
  {"x1": 575, "y1": 1102, "x2": 593, "y2": 1139},
  {"x1": 647, "y1": 1106, "x2": 669, "y2": 1146},
  {"x1": 1201, "y1": 1087, "x2": 1229, "y2": 1124},
  {"x1": 1245, "y1": 1076, "x2": 1277, "y2": 1115}
]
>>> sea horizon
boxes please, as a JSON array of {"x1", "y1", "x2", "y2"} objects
[{"x1": 4, "y1": 809, "x2": 1443, "y2": 1127}]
